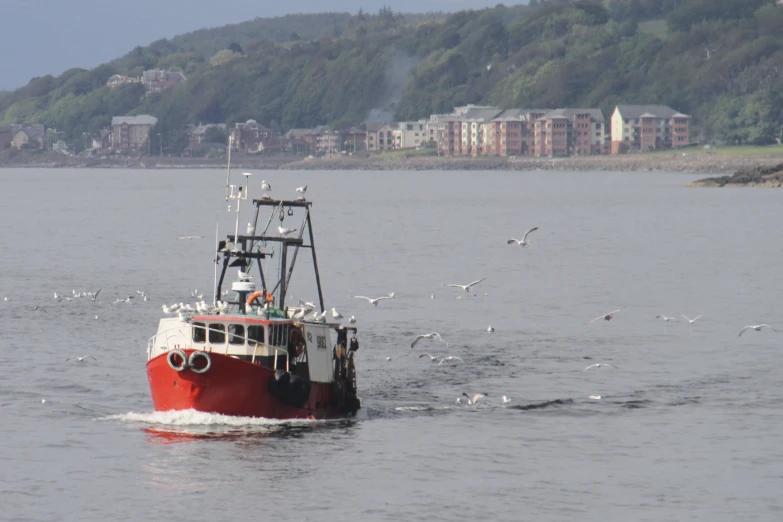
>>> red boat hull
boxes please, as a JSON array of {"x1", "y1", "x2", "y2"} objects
[{"x1": 146, "y1": 349, "x2": 353, "y2": 420}]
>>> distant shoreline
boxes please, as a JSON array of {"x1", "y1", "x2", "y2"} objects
[{"x1": 2, "y1": 149, "x2": 783, "y2": 176}]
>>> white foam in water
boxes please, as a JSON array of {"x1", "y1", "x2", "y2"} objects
[{"x1": 104, "y1": 409, "x2": 327, "y2": 427}]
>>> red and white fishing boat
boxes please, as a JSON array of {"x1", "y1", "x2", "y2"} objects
[{"x1": 146, "y1": 169, "x2": 360, "y2": 419}]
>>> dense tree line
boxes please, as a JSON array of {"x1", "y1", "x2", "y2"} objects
[{"x1": 1, "y1": 0, "x2": 782, "y2": 152}]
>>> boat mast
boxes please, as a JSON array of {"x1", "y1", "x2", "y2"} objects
[{"x1": 224, "y1": 135, "x2": 233, "y2": 201}]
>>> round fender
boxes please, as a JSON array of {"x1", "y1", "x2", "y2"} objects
[
  {"x1": 167, "y1": 349, "x2": 189, "y2": 372},
  {"x1": 188, "y1": 351, "x2": 212, "y2": 374}
]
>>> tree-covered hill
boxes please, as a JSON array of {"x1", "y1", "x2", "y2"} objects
[{"x1": 2, "y1": 0, "x2": 782, "y2": 153}]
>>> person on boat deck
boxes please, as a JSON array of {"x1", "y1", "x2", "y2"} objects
[
  {"x1": 334, "y1": 328, "x2": 348, "y2": 379},
  {"x1": 288, "y1": 327, "x2": 305, "y2": 360}
]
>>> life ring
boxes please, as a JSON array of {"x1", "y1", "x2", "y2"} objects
[
  {"x1": 247, "y1": 290, "x2": 274, "y2": 307},
  {"x1": 188, "y1": 351, "x2": 212, "y2": 374},
  {"x1": 167, "y1": 349, "x2": 188, "y2": 372}
]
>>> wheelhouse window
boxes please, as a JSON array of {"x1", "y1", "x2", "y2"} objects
[
  {"x1": 209, "y1": 323, "x2": 225, "y2": 343},
  {"x1": 192, "y1": 322, "x2": 206, "y2": 343},
  {"x1": 248, "y1": 325, "x2": 265, "y2": 344},
  {"x1": 228, "y1": 324, "x2": 245, "y2": 345}
]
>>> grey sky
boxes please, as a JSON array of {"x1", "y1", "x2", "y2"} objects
[{"x1": 0, "y1": 0, "x2": 512, "y2": 91}]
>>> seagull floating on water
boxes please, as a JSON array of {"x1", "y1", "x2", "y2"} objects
[
  {"x1": 461, "y1": 392, "x2": 487, "y2": 405},
  {"x1": 507, "y1": 226, "x2": 539, "y2": 246},
  {"x1": 411, "y1": 332, "x2": 446, "y2": 348},
  {"x1": 67, "y1": 355, "x2": 96, "y2": 362},
  {"x1": 585, "y1": 308, "x2": 623, "y2": 324},
  {"x1": 178, "y1": 236, "x2": 204, "y2": 240},
  {"x1": 278, "y1": 226, "x2": 297, "y2": 236},
  {"x1": 583, "y1": 363, "x2": 616, "y2": 372},
  {"x1": 352, "y1": 293, "x2": 394, "y2": 306},
  {"x1": 656, "y1": 314, "x2": 679, "y2": 322},
  {"x1": 501, "y1": 396, "x2": 511, "y2": 404},
  {"x1": 681, "y1": 314, "x2": 702, "y2": 324},
  {"x1": 738, "y1": 324, "x2": 774, "y2": 337},
  {"x1": 443, "y1": 277, "x2": 486, "y2": 292},
  {"x1": 588, "y1": 395, "x2": 602, "y2": 400},
  {"x1": 487, "y1": 325, "x2": 494, "y2": 332}
]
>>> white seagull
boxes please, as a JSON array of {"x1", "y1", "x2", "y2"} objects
[
  {"x1": 507, "y1": 226, "x2": 539, "y2": 246},
  {"x1": 247, "y1": 222, "x2": 255, "y2": 235},
  {"x1": 582, "y1": 363, "x2": 616, "y2": 372},
  {"x1": 411, "y1": 332, "x2": 446, "y2": 348},
  {"x1": 178, "y1": 236, "x2": 204, "y2": 240},
  {"x1": 419, "y1": 353, "x2": 444, "y2": 362},
  {"x1": 440, "y1": 356, "x2": 464, "y2": 364},
  {"x1": 656, "y1": 314, "x2": 679, "y2": 322},
  {"x1": 738, "y1": 324, "x2": 774, "y2": 337},
  {"x1": 501, "y1": 396, "x2": 511, "y2": 404},
  {"x1": 461, "y1": 392, "x2": 487, "y2": 405},
  {"x1": 487, "y1": 325, "x2": 494, "y2": 332},
  {"x1": 261, "y1": 180, "x2": 271, "y2": 191},
  {"x1": 278, "y1": 226, "x2": 297, "y2": 236},
  {"x1": 296, "y1": 185, "x2": 307, "y2": 194},
  {"x1": 353, "y1": 294, "x2": 394, "y2": 306},
  {"x1": 585, "y1": 308, "x2": 623, "y2": 324},
  {"x1": 348, "y1": 315, "x2": 356, "y2": 324},
  {"x1": 681, "y1": 314, "x2": 702, "y2": 324},
  {"x1": 588, "y1": 395, "x2": 602, "y2": 400},
  {"x1": 331, "y1": 307, "x2": 343, "y2": 319},
  {"x1": 67, "y1": 355, "x2": 96, "y2": 362},
  {"x1": 444, "y1": 277, "x2": 486, "y2": 292}
]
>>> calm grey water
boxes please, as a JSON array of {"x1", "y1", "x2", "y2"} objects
[{"x1": 1, "y1": 168, "x2": 782, "y2": 521}]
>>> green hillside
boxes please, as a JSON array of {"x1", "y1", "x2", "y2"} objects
[{"x1": 2, "y1": 0, "x2": 782, "y2": 153}]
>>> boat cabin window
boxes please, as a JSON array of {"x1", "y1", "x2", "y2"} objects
[
  {"x1": 192, "y1": 322, "x2": 206, "y2": 343},
  {"x1": 229, "y1": 324, "x2": 245, "y2": 345},
  {"x1": 209, "y1": 323, "x2": 226, "y2": 343},
  {"x1": 248, "y1": 325, "x2": 265, "y2": 344},
  {"x1": 270, "y1": 324, "x2": 290, "y2": 346}
]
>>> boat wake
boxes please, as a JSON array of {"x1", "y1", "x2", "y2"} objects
[{"x1": 104, "y1": 409, "x2": 328, "y2": 427}]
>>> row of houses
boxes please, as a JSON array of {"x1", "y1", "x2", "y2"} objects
[
  {"x1": 12, "y1": 102, "x2": 687, "y2": 157},
  {"x1": 368, "y1": 104, "x2": 689, "y2": 157},
  {"x1": 224, "y1": 104, "x2": 689, "y2": 157},
  {"x1": 0, "y1": 124, "x2": 46, "y2": 150}
]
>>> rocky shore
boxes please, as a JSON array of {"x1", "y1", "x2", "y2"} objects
[
  {"x1": 2, "y1": 148, "x2": 782, "y2": 175},
  {"x1": 688, "y1": 163, "x2": 783, "y2": 187}
]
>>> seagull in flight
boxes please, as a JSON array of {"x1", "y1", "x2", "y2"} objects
[
  {"x1": 656, "y1": 314, "x2": 679, "y2": 322},
  {"x1": 443, "y1": 277, "x2": 486, "y2": 292},
  {"x1": 419, "y1": 353, "x2": 444, "y2": 362},
  {"x1": 278, "y1": 226, "x2": 297, "y2": 236},
  {"x1": 738, "y1": 324, "x2": 774, "y2": 337},
  {"x1": 67, "y1": 355, "x2": 96, "y2": 362},
  {"x1": 507, "y1": 226, "x2": 539, "y2": 246},
  {"x1": 585, "y1": 308, "x2": 623, "y2": 324},
  {"x1": 681, "y1": 314, "x2": 702, "y2": 324},
  {"x1": 178, "y1": 236, "x2": 204, "y2": 240},
  {"x1": 411, "y1": 332, "x2": 446, "y2": 348},
  {"x1": 296, "y1": 185, "x2": 307, "y2": 194},
  {"x1": 461, "y1": 392, "x2": 487, "y2": 405},
  {"x1": 353, "y1": 294, "x2": 394, "y2": 306},
  {"x1": 89, "y1": 289, "x2": 102, "y2": 301},
  {"x1": 583, "y1": 363, "x2": 616, "y2": 372}
]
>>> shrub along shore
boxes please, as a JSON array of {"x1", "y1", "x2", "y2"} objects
[{"x1": 2, "y1": 149, "x2": 783, "y2": 182}]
